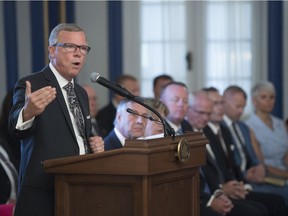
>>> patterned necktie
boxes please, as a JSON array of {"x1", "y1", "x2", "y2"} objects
[{"x1": 64, "y1": 82, "x2": 89, "y2": 154}]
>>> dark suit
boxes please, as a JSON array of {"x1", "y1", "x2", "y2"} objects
[
  {"x1": 203, "y1": 124, "x2": 287, "y2": 216},
  {"x1": 221, "y1": 120, "x2": 258, "y2": 173},
  {"x1": 181, "y1": 119, "x2": 193, "y2": 133},
  {"x1": 97, "y1": 102, "x2": 116, "y2": 138},
  {"x1": 9, "y1": 65, "x2": 92, "y2": 216},
  {"x1": 104, "y1": 129, "x2": 122, "y2": 151}
]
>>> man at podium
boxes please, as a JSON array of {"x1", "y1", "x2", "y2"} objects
[{"x1": 9, "y1": 23, "x2": 104, "y2": 216}]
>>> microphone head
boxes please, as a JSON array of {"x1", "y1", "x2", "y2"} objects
[{"x1": 90, "y1": 72, "x2": 100, "y2": 82}]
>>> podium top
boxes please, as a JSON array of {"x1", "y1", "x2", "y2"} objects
[{"x1": 43, "y1": 132, "x2": 207, "y2": 176}]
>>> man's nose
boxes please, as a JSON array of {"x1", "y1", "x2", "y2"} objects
[{"x1": 136, "y1": 115, "x2": 144, "y2": 124}]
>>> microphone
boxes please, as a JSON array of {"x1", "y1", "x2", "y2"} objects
[
  {"x1": 90, "y1": 72, "x2": 135, "y2": 99},
  {"x1": 90, "y1": 73, "x2": 175, "y2": 138}
]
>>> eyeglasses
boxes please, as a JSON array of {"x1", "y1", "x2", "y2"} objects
[
  {"x1": 126, "y1": 108, "x2": 162, "y2": 125},
  {"x1": 190, "y1": 108, "x2": 211, "y2": 117},
  {"x1": 53, "y1": 43, "x2": 91, "y2": 55}
]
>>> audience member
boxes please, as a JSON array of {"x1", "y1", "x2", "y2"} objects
[
  {"x1": 202, "y1": 87, "x2": 287, "y2": 216},
  {"x1": 160, "y1": 82, "x2": 191, "y2": 135},
  {"x1": 245, "y1": 81, "x2": 288, "y2": 204},
  {"x1": 153, "y1": 74, "x2": 173, "y2": 99},
  {"x1": 104, "y1": 99, "x2": 149, "y2": 150},
  {"x1": 9, "y1": 23, "x2": 104, "y2": 216},
  {"x1": 144, "y1": 98, "x2": 169, "y2": 137},
  {"x1": 0, "y1": 122, "x2": 18, "y2": 205},
  {"x1": 245, "y1": 81, "x2": 288, "y2": 176},
  {"x1": 0, "y1": 89, "x2": 21, "y2": 164},
  {"x1": 185, "y1": 90, "x2": 235, "y2": 215},
  {"x1": 222, "y1": 86, "x2": 265, "y2": 181},
  {"x1": 185, "y1": 91, "x2": 212, "y2": 132},
  {"x1": 83, "y1": 84, "x2": 102, "y2": 136},
  {"x1": 0, "y1": 89, "x2": 19, "y2": 205},
  {"x1": 97, "y1": 75, "x2": 140, "y2": 137},
  {"x1": 222, "y1": 85, "x2": 288, "y2": 206}
]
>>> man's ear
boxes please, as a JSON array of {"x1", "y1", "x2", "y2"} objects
[
  {"x1": 116, "y1": 112, "x2": 121, "y2": 124},
  {"x1": 48, "y1": 46, "x2": 55, "y2": 59}
]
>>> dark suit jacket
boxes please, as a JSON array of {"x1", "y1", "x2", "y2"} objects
[
  {"x1": 104, "y1": 129, "x2": 122, "y2": 151},
  {"x1": 221, "y1": 120, "x2": 258, "y2": 178},
  {"x1": 9, "y1": 65, "x2": 92, "y2": 216},
  {"x1": 181, "y1": 119, "x2": 193, "y2": 133},
  {"x1": 97, "y1": 102, "x2": 116, "y2": 138},
  {"x1": 203, "y1": 125, "x2": 242, "y2": 183}
]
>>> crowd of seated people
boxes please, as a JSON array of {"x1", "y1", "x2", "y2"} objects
[
  {"x1": 96, "y1": 74, "x2": 288, "y2": 215},
  {"x1": 2, "y1": 72, "x2": 288, "y2": 216}
]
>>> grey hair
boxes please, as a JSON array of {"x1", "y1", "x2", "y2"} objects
[
  {"x1": 113, "y1": 99, "x2": 131, "y2": 126},
  {"x1": 48, "y1": 23, "x2": 87, "y2": 46},
  {"x1": 188, "y1": 90, "x2": 210, "y2": 107},
  {"x1": 251, "y1": 81, "x2": 276, "y2": 98}
]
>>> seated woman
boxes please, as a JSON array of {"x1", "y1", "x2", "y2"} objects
[{"x1": 245, "y1": 81, "x2": 288, "y2": 206}]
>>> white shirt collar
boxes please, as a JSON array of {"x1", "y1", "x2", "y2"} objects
[
  {"x1": 49, "y1": 63, "x2": 74, "y2": 88},
  {"x1": 223, "y1": 115, "x2": 233, "y2": 127},
  {"x1": 207, "y1": 122, "x2": 220, "y2": 135},
  {"x1": 114, "y1": 128, "x2": 126, "y2": 147},
  {"x1": 165, "y1": 119, "x2": 181, "y2": 133}
]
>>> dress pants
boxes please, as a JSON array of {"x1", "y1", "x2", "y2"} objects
[
  {"x1": 246, "y1": 191, "x2": 288, "y2": 216},
  {"x1": 200, "y1": 198, "x2": 267, "y2": 216}
]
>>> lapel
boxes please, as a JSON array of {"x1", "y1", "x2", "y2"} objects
[
  {"x1": 181, "y1": 120, "x2": 193, "y2": 133},
  {"x1": 104, "y1": 130, "x2": 122, "y2": 150},
  {"x1": 111, "y1": 130, "x2": 123, "y2": 149},
  {"x1": 42, "y1": 68, "x2": 76, "y2": 140}
]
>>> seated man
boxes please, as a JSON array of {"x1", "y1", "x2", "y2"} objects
[
  {"x1": 222, "y1": 85, "x2": 288, "y2": 207},
  {"x1": 97, "y1": 75, "x2": 140, "y2": 137},
  {"x1": 160, "y1": 81, "x2": 192, "y2": 135},
  {"x1": 104, "y1": 99, "x2": 149, "y2": 150},
  {"x1": 153, "y1": 74, "x2": 173, "y2": 99}
]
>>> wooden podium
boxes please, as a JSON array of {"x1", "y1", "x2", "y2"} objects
[{"x1": 43, "y1": 132, "x2": 207, "y2": 216}]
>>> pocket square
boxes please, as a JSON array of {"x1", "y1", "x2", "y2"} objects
[{"x1": 87, "y1": 115, "x2": 91, "y2": 119}]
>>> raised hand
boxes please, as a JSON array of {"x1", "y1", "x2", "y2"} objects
[{"x1": 23, "y1": 81, "x2": 57, "y2": 121}]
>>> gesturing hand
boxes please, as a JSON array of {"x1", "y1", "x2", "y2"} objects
[{"x1": 23, "y1": 81, "x2": 57, "y2": 121}]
